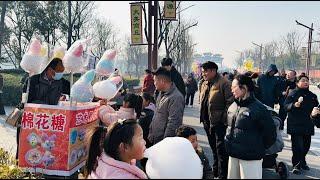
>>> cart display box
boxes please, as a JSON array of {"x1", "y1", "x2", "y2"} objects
[{"x1": 18, "y1": 102, "x2": 99, "y2": 176}]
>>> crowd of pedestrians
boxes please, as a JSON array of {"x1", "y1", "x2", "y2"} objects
[{"x1": 16, "y1": 56, "x2": 320, "y2": 179}]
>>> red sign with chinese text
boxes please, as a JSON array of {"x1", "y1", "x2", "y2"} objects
[{"x1": 18, "y1": 103, "x2": 99, "y2": 176}]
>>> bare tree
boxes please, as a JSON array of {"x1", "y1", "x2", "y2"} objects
[
  {"x1": 124, "y1": 38, "x2": 147, "y2": 77},
  {"x1": 3, "y1": 1, "x2": 39, "y2": 68},
  {"x1": 275, "y1": 39, "x2": 286, "y2": 70},
  {"x1": 282, "y1": 31, "x2": 304, "y2": 69},
  {"x1": 263, "y1": 41, "x2": 277, "y2": 69},
  {"x1": 59, "y1": 1, "x2": 95, "y2": 47},
  {"x1": 90, "y1": 18, "x2": 118, "y2": 58}
]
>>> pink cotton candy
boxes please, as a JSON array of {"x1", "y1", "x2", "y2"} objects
[
  {"x1": 72, "y1": 44, "x2": 84, "y2": 57},
  {"x1": 109, "y1": 76, "x2": 122, "y2": 84},
  {"x1": 106, "y1": 50, "x2": 116, "y2": 60},
  {"x1": 29, "y1": 39, "x2": 41, "y2": 55}
]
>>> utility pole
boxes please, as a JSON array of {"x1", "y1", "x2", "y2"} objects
[
  {"x1": 152, "y1": 1, "x2": 158, "y2": 70},
  {"x1": 252, "y1": 42, "x2": 263, "y2": 72},
  {"x1": 148, "y1": 1, "x2": 152, "y2": 70},
  {"x1": 296, "y1": 20, "x2": 314, "y2": 77}
]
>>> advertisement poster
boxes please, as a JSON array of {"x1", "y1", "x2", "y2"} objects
[{"x1": 18, "y1": 103, "x2": 99, "y2": 176}]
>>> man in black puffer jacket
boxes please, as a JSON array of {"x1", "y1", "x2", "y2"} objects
[
  {"x1": 284, "y1": 74, "x2": 319, "y2": 175},
  {"x1": 225, "y1": 74, "x2": 276, "y2": 179},
  {"x1": 160, "y1": 57, "x2": 186, "y2": 97},
  {"x1": 257, "y1": 64, "x2": 281, "y2": 108}
]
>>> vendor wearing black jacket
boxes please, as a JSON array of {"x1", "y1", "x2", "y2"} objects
[
  {"x1": 226, "y1": 74, "x2": 276, "y2": 179},
  {"x1": 23, "y1": 58, "x2": 70, "y2": 105},
  {"x1": 284, "y1": 74, "x2": 319, "y2": 175},
  {"x1": 17, "y1": 58, "x2": 70, "y2": 160}
]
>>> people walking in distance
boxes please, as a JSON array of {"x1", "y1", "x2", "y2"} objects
[
  {"x1": 277, "y1": 69, "x2": 297, "y2": 130},
  {"x1": 284, "y1": 74, "x2": 319, "y2": 175},
  {"x1": 185, "y1": 73, "x2": 198, "y2": 108},
  {"x1": 199, "y1": 61, "x2": 234, "y2": 179},
  {"x1": 277, "y1": 69, "x2": 288, "y2": 130},
  {"x1": 148, "y1": 67, "x2": 185, "y2": 145},
  {"x1": 176, "y1": 125, "x2": 212, "y2": 179},
  {"x1": 226, "y1": 74, "x2": 276, "y2": 179},
  {"x1": 257, "y1": 64, "x2": 281, "y2": 108},
  {"x1": 222, "y1": 72, "x2": 229, "y2": 81},
  {"x1": 142, "y1": 69, "x2": 156, "y2": 96},
  {"x1": 86, "y1": 119, "x2": 147, "y2": 179}
]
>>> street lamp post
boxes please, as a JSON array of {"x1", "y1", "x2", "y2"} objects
[
  {"x1": 252, "y1": 42, "x2": 263, "y2": 72},
  {"x1": 296, "y1": 20, "x2": 314, "y2": 77}
]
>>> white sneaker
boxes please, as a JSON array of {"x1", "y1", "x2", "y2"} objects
[{"x1": 190, "y1": 105, "x2": 193, "y2": 108}]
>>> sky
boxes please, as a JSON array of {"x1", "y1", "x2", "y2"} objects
[{"x1": 94, "y1": 1, "x2": 320, "y2": 68}]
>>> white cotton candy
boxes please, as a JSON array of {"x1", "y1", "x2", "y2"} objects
[
  {"x1": 20, "y1": 39, "x2": 46, "y2": 75},
  {"x1": 20, "y1": 54, "x2": 46, "y2": 75},
  {"x1": 144, "y1": 137, "x2": 203, "y2": 179},
  {"x1": 93, "y1": 80, "x2": 118, "y2": 100}
]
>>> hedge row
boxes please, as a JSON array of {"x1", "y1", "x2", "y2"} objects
[{"x1": 1, "y1": 72, "x2": 140, "y2": 106}]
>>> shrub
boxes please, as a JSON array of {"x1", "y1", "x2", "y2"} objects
[
  {"x1": 0, "y1": 148, "x2": 25, "y2": 179},
  {"x1": 2, "y1": 73, "x2": 24, "y2": 106}
]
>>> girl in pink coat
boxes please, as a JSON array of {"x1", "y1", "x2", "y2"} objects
[
  {"x1": 86, "y1": 119, "x2": 147, "y2": 179},
  {"x1": 98, "y1": 93, "x2": 143, "y2": 126}
]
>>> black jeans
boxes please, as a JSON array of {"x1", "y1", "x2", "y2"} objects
[
  {"x1": 203, "y1": 121, "x2": 228, "y2": 178},
  {"x1": 291, "y1": 134, "x2": 311, "y2": 168},
  {"x1": 16, "y1": 126, "x2": 21, "y2": 160},
  {"x1": 186, "y1": 92, "x2": 195, "y2": 106},
  {"x1": 278, "y1": 96, "x2": 287, "y2": 130}
]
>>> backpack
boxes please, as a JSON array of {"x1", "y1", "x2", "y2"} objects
[{"x1": 265, "y1": 106, "x2": 284, "y2": 155}]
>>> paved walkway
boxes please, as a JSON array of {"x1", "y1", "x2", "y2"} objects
[{"x1": 182, "y1": 92, "x2": 320, "y2": 179}]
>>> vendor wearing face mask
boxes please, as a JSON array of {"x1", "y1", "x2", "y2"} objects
[
  {"x1": 16, "y1": 58, "x2": 70, "y2": 162},
  {"x1": 22, "y1": 57, "x2": 70, "y2": 105}
]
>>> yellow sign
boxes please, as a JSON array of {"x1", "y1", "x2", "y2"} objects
[
  {"x1": 164, "y1": 1, "x2": 176, "y2": 19},
  {"x1": 130, "y1": 4, "x2": 143, "y2": 44},
  {"x1": 243, "y1": 59, "x2": 254, "y2": 71}
]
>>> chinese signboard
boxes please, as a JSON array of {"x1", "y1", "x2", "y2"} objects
[
  {"x1": 130, "y1": 4, "x2": 143, "y2": 44},
  {"x1": 164, "y1": 1, "x2": 176, "y2": 19},
  {"x1": 18, "y1": 103, "x2": 99, "y2": 176}
]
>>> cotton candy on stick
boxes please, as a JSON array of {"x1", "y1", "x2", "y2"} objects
[
  {"x1": 20, "y1": 39, "x2": 46, "y2": 76},
  {"x1": 93, "y1": 76, "x2": 123, "y2": 100},
  {"x1": 298, "y1": 96, "x2": 303, "y2": 103},
  {"x1": 63, "y1": 43, "x2": 84, "y2": 73},
  {"x1": 96, "y1": 49, "x2": 117, "y2": 76},
  {"x1": 70, "y1": 70, "x2": 96, "y2": 102}
]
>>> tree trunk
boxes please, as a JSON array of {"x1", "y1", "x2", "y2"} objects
[
  {"x1": 67, "y1": 1, "x2": 72, "y2": 49},
  {"x1": 0, "y1": 1, "x2": 8, "y2": 59}
]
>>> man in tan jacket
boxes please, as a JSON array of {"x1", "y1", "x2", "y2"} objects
[{"x1": 200, "y1": 61, "x2": 234, "y2": 179}]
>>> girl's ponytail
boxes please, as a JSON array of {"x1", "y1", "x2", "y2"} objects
[
  {"x1": 84, "y1": 126, "x2": 107, "y2": 178},
  {"x1": 134, "y1": 95, "x2": 143, "y2": 119}
]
